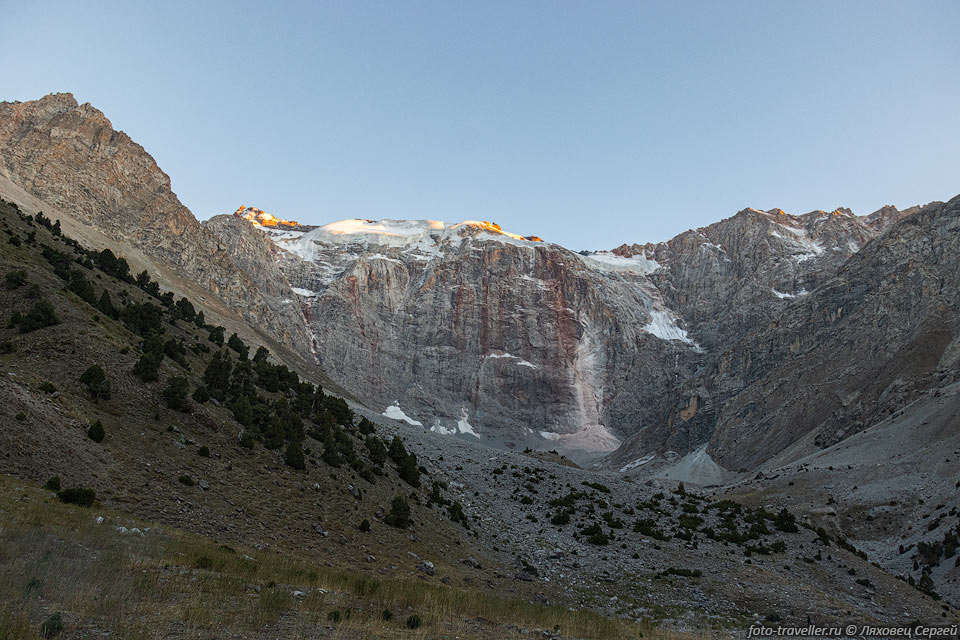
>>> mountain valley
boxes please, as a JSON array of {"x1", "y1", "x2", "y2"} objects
[{"x1": 0, "y1": 93, "x2": 958, "y2": 638}]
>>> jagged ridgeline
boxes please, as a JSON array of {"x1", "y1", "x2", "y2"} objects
[{"x1": 0, "y1": 197, "x2": 445, "y2": 503}]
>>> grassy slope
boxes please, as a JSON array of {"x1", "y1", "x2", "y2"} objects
[{"x1": 0, "y1": 476, "x2": 684, "y2": 640}]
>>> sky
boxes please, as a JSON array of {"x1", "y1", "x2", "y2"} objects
[{"x1": 2, "y1": 1, "x2": 958, "y2": 250}]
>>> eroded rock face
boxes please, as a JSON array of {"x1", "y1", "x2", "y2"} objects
[
  {"x1": 231, "y1": 216, "x2": 704, "y2": 453},
  {"x1": 610, "y1": 197, "x2": 958, "y2": 470},
  {"x1": 615, "y1": 206, "x2": 911, "y2": 353},
  {"x1": 705, "y1": 197, "x2": 960, "y2": 470},
  {"x1": 0, "y1": 93, "x2": 313, "y2": 354}
]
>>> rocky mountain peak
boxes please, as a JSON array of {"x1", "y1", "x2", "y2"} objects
[{"x1": 234, "y1": 205, "x2": 311, "y2": 231}]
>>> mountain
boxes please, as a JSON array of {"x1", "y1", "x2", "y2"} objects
[
  {"x1": 210, "y1": 203, "x2": 912, "y2": 462},
  {"x1": 0, "y1": 93, "x2": 317, "y2": 366},
  {"x1": 0, "y1": 196, "x2": 953, "y2": 634},
  {"x1": 622, "y1": 195, "x2": 959, "y2": 472},
  {"x1": 0, "y1": 93, "x2": 929, "y2": 468},
  {"x1": 2, "y1": 93, "x2": 959, "y2": 632}
]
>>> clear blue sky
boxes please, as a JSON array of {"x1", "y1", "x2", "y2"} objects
[{"x1": 3, "y1": 1, "x2": 958, "y2": 249}]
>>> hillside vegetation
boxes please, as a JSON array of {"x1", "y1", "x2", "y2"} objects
[{"x1": 0, "y1": 198, "x2": 664, "y2": 638}]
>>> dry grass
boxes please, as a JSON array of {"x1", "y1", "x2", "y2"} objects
[{"x1": 0, "y1": 477, "x2": 698, "y2": 640}]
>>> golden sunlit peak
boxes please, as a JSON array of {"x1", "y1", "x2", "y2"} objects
[
  {"x1": 235, "y1": 206, "x2": 300, "y2": 229},
  {"x1": 459, "y1": 220, "x2": 543, "y2": 242}
]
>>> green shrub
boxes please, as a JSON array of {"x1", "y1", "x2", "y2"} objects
[
  {"x1": 381, "y1": 609, "x2": 393, "y2": 621},
  {"x1": 17, "y1": 299, "x2": 59, "y2": 333},
  {"x1": 38, "y1": 381, "x2": 57, "y2": 393},
  {"x1": 208, "y1": 326, "x2": 225, "y2": 346},
  {"x1": 163, "y1": 375, "x2": 191, "y2": 412},
  {"x1": 44, "y1": 476, "x2": 61, "y2": 492},
  {"x1": 359, "y1": 519, "x2": 371, "y2": 533},
  {"x1": 192, "y1": 385, "x2": 210, "y2": 403},
  {"x1": 774, "y1": 508, "x2": 799, "y2": 533},
  {"x1": 79, "y1": 365, "x2": 111, "y2": 400},
  {"x1": 238, "y1": 432, "x2": 255, "y2": 449},
  {"x1": 4, "y1": 269, "x2": 27, "y2": 289},
  {"x1": 178, "y1": 475, "x2": 194, "y2": 487},
  {"x1": 448, "y1": 501, "x2": 469, "y2": 528},
  {"x1": 87, "y1": 420, "x2": 105, "y2": 443},
  {"x1": 58, "y1": 487, "x2": 96, "y2": 507},
  {"x1": 580, "y1": 523, "x2": 610, "y2": 545},
  {"x1": 96, "y1": 291, "x2": 117, "y2": 318},
  {"x1": 227, "y1": 333, "x2": 249, "y2": 359},
  {"x1": 582, "y1": 481, "x2": 611, "y2": 493},
  {"x1": 365, "y1": 435, "x2": 387, "y2": 467},
  {"x1": 198, "y1": 446, "x2": 210, "y2": 457},
  {"x1": 122, "y1": 302, "x2": 163, "y2": 336},
  {"x1": 385, "y1": 495, "x2": 412, "y2": 528},
  {"x1": 41, "y1": 612, "x2": 64, "y2": 638},
  {"x1": 67, "y1": 270, "x2": 96, "y2": 304},
  {"x1": 284, "y1": 441, "x2": 305, "y2": 470},
  {"x1": 132, "y1": 353, "x2": 161, "y2": 382},
  {"x1": 405, "y1": 614, "x2": 422, "y2": 630}
]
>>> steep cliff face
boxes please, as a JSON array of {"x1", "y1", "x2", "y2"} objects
[
  {"x1": 705, "y1": 197, "x2": 960, "y2": 469},
  {"x1": 602, "y1": 205, "x2": 914, "y2": 462},
  {"x1": 222, "y1": 215, "x2": 704, "y2": 453},
  {"x1": 0, "y1": 93, "x2": 313, "y2": 355},
  {"x1": 614, "y1": 206, "x2": 911, "y2": 353},
  {"x1": 611, "y1": 197, "x2": 957, "y2": 470}
]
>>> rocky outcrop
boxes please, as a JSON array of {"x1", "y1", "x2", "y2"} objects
[
  {"x1": 614, "y1": 206, "x2": 910, "y2": 353},
  {"x1": 0, "y1": 93, "x2": 313, "y2": 355},
  {"x1": 706, "y1": 196, "x2": 959, "y2": 469},
  {"x1": 612, "y1": 197, "x2": 958, "y2": 470}
]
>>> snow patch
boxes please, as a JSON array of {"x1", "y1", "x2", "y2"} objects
[
  {"x1": 291, "y1": 287, "x2": 318, "y2": 297},
  {"x1": 619, "y1": 453, "x2": 656, "y2": 473},
  {"x1": 456, "y1": 408, "x2": 480, "y2": 438},
  {"x1": 485, "y1": 352, "x2": 537, "y2": 369},
  {"x1": 539, "y1": 431, "x2": 562, "y2": 441},
  {"x1": 581, "y1": 251, "x2": 660, "y2": 275},
  {"x1": 643, "y1": 309, "x2": 695, "y2": 346},
  {"x1": 770, "y1": 227, "x2": 825, "y2": 262},
  {"x1": 383, "y1": 403, "x2": 423, "y2": 427},
  {"x1": 772, "y1": 288, "x2": 809, "y2": 299},
  {"x1": 429, "y1": 419, "x2": 457, "y2": 436}
]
